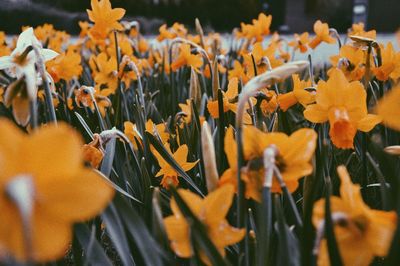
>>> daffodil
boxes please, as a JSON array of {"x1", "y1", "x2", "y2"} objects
[
  {"x1": 309, "y1": 20, "x2": 336, "y2": 49},
  {"x1": 0, "y1": 27, "x2": 58, "y2": 125},
  {"x1": 90, "y1": 52, "x2": 118, "y2": 93},
  {"x1": 329, "y1": 45, "x2": 366, "y2": 81},
  {"x1": 313, "y1": 166, "x2": 396, "y2": 266},
  {"x1": 46, "y1": 48, "x2": 83, "y2": 82},
  {"x1": 288, "y1": 32, "x2": 310, "y2": 53},
  {"x1": 82, "y1": 134, "x2": 104, "y2": 169},
  {"x1": 207, "y1": 77, "x2": 239, "y2": 118},
  {"x1": 228, "y1": 60, "x2": 249, "y2": 84},
  {"x1": 371, "y1": 42, "x2": 400, "y2": 81},
  {"x1": 0, "y1": 118, "x2": 114, "y2": 262},
  {"x1": 278, "y1": 74, "x2": 314, "y2": 111},
  {"x1": 171, "y1": 44, "x2": 203, "y2": 72},
  {"x1": 219, "y1": 126, "x2": 317, "y2": 201},
  {"x1": 124, "y1": 119, "x2": 169, "y2": 149},
  {"x1": 304, "y1": 69, "x2": 381, "y2": 149},
  {"x1": 164, "y1": 184, "x2": 245, "y2": 264},
  {"x1": 153, "y1": 144, "x2": 198, "y2": 188},
  {"x1": 375, "y1": 85, "x2": 400, "y2": 131},
  {"x1": 348, "y1": 22, "x2": 376, "y2": 40},
  {"x1": 239, "y1": 13, "x2": 272, "y2": 42},
  {"x1": 87, "y1": 0, "x2": 125, "y2": 40}
]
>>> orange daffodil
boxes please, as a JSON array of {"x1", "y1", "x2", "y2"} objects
[
  {"x1": 313, "y1": 166, "x2": 396, "y2": 266},
  {"x1": 171, "y1": 44, "x2": 203, "y2": 72},
  {"x1": 304, "y1": 69, "x2": 381, "y2": 149},
  {"x1": 309, "y1": 20, "x2": 336, "y2": 49},
  {"x1": 0, "y1": 119, "x2": 114, "y2": 262},
  {"x1": 87, "y1": 0, "x2": 125, "y2": 40},
  {"x1": 219, "y1": 126, "x2": 317, "y2": 201},
  {"x1": 371, "y1": 42, "x2": 400, "y2": 82},
  {"x1": 278, "y1": 74, "x2": 314, "y2": 111},
  {"x1": 153, "y1": 144, "x2": 198, "y2": 188},
  {"x1": 163, "y1": 184, "x2": 245, "y2": 264}
]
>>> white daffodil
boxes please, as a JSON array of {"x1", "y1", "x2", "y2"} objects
[
  {"x1": 0, "y1": 27, "x2": 58, "y2": 99},
  {"x1": 0, "y1": 27, "x2": 58, "y2": 126}
]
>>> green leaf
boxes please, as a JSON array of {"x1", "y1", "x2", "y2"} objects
[
  {"x1": 74, "y1": 223, "x2": 113, "y2": 266},
  {"x1": 102, "y1": 203, "x2": 134, "y2": 266}
]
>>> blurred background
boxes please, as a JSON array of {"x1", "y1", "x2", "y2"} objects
[{"x1": 0, "y1": 0, "x2": 399, "y2": 34}]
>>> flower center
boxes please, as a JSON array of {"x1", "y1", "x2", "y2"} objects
[{"x1": 328, "y1": 107, "x2": 357, "y2": 149}]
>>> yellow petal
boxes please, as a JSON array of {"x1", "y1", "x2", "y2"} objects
[
  {"x1": 171, "y1": 189, "x2": 203, "y2": 218},
  {"x1": 304, "y1": 104, "x2": 328, "y2": 123},
  {"x1": 164, "y1": 216, "x2": 192, "y2": 258},
  {"x1": 203, "y1": 184, "x2": 234, "y2": 224},
  {"x1": 38, "y1": 169, "x2": 114, "y2": 222},
  {"x1": 24, "y1": 123, "x2": 83, "y2": 182},
  {"x1": 357, "y1": 114, "x2": 381, "y2": 132}
]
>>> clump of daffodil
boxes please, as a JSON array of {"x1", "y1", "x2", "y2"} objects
[
  {"x1": 164, "y1": 184, "x2": 245, "y2": 265},
  {"x1": 0, "y1": 118, "x2": 114, "y2": 262},
  {"x1": 313, "y1": 166, "x2": 397, "y2": 266},
  {"x1": 304, "y1": 69, "x2": 381, "y2": 149},
  {"x1": 219, "y1": 126, "x2": 317, "y2": 201}
]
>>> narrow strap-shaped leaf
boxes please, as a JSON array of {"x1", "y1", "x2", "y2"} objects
[
  {"x1": 74, "y1": 223, "x2": 113, "y2": 266},
  {"x1": 102, "y1": 203, "x2": 134, "y2": 266}
]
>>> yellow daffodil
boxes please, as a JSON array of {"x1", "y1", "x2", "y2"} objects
[
  {"x1": 309, "y1": 20, "x2": 336, "y2": 49},
  {"x1": 87, "y1": 0, "x2": 125, "y2": 40},
  {"x1": 289, "y1": 32, "x2": 310, "y2": 53},
  {"x1": 164, "y1": 184, "x2": 245, "y2": 264},
  {"x1": 153, "y1": 144, "x2": 198, "y2": 188},
  {"x1": 46, "y1": 48, "x2": 82, "y2": 83},
  {"x1": 219, "y1": 126, "x2": 317, "y2": 201},
  {"x1": 372, "y1": 42, "x2": 400, "y2": 81},
  {"x1": 304, "y1": 69, "x2": 381, "y2": 149},
  {"x1": 313, "y1": 166, "x2": 396, "y2": 266},
  {"x1": 171, "y1": 44, "x2": 203, "y2": 72},
  {"x1": 375, "y1": 85, "x2": 400, "y2": 131},
  {"x1": 329, "y1": 45, "x2": 366, "y2": 81},
  {"x1": 278, "y1": 74, "x2": 314, "y2": 111},
  {"x1": 0, "y1": 118, "x2": 114, "y2": 262}
]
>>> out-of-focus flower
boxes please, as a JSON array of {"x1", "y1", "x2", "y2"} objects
[
  {"x1": 348, "y1": 22, "x2": 376, "y2": 40},
  {"x1": 0, "y1": 118, "x2": 114, "y2": 262},
  {"x1": 239, "y1": 13, "x2": 272, "y2": 42},
  {"x1": 288, "y1": 32, "x2": 310, "y2": 53},
  {"x1": 90, "y1": 52, "x2": 118, "y2": 93},
  {"x1": 313, "y1": 166, "x2": 396, "y2": 266},
  {"x1": 371, "y1": 42, "x2": 400, "y2": 81},
  {"x1": 46, "y1": 48, "x2": 82, "y2": 82},
  {"x1": 171, "y1": 44, "x2": 203, "y2": 72},
  {"x1": 309, "y1": 20, "x2": 336, "y2": 49},
  {"x1": 87, "y1": 0, "x2": 125, "y2": 40},
  {"x1": 376, "y1": 85, "x2": 400, "y2": 131}
]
